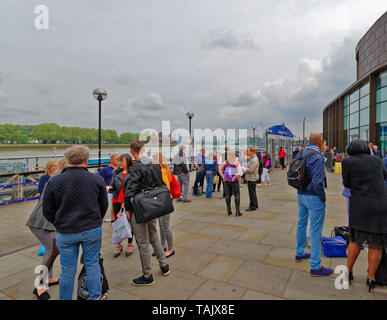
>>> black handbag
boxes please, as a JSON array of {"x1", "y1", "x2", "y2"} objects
[
  {"x1": 133, "y1": 165, "x2": 174, "y2": 224},
  {"x1": 331, "y1": 226, "x2": 351, "y2": 244}
]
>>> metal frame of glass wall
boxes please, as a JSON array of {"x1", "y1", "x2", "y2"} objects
[{"x1": 376, "y1": 70, "x2": 387, "y2": 155}]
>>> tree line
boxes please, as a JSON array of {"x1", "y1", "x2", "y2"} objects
[{"x1": 0, "y1": 123, "x2": 140, "y2": 144}]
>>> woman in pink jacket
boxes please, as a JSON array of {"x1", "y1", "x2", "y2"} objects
[{"x1": 258, "y1": 151, "x2": 271, "y2": 187}]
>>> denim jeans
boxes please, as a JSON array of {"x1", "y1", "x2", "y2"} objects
[
  {"x1": 205, "y1": 173, "x2": 214, "y2": 198},
  {"x1": 193, "y1": 172, "x2": 205, "y2": 195},
  {"x1": 296, "y1": 194, "x2": 326, "y2": 270},
  {"x1": 56, "y1": 226, "x2": 102, "y2": 300}
]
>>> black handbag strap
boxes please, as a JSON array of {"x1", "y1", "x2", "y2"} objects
[{"x1": 140, "y1": 164, "x2": 165, "y2": 192}]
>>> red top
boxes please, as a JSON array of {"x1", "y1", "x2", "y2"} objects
[
  {"x1": 279, "y1": 150, "x2": 286, "y2": 158},
  {"x1": 112, "y1": 172, "x2": 126, "y2": 204}
]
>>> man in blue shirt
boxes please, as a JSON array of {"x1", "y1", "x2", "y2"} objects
[
  {"x1": 193, "y1": 148, "x2": 205, "y2": 196},
  {"x1": 373, "y1": 145, "x2": 383, "y2": 158},
  {"x1": 98, "y1": 154, "x2": 119, "y2": 221},
  {"x1": 295, "y1": 133, "x2": 333, "y2": 277}
]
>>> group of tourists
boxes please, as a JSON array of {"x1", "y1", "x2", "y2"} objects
[
  {"x1": 26, "y1": 141, "x2": 278, "y2": 300},
  {"x1": 294, "y1": 133, "x2": 387, "y2": 292}
]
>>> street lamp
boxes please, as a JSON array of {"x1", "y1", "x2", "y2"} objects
[
  {"x1": 252, "y1": 126, "x2": 256, "y2": 147},
  {"x1": 302, "y1": 117, "x2": 306, "y2": 146},
  {"x1": 186, "y1": 112, "x2": 194, "y2": 169},
  {"x1": 93, "y1": 88, "x2": 108, "y2": 170}
]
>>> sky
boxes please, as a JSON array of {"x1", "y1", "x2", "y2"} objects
[{"x1": 0, "y1": 1, "x2": 386, "y2": 138}]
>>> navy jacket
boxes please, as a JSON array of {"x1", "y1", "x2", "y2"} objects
[
  {"x1": 43, "y1": 167, "x2": 108, "y2": 234},
  {"x1": 38, "y1": 174, "x2": 50, "y2": 195},
  {"x1": 98, "y1": 165, "x2": 115, "y2": 192},
  {"x1": 296, "y1": 144, "x2": 327, "y2": 203}
]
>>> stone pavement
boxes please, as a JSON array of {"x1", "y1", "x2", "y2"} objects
[{"x1": 1, "y1": 169, "x2": 387, "y2": 300}]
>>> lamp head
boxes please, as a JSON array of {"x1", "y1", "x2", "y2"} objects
[{"x1": 93, "y1": 88, "x2": 108, "y2": 101}]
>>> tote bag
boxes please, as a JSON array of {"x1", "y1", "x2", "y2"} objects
[{"x1": 112, "y1": 209, "x2": 132, "y2": 244}]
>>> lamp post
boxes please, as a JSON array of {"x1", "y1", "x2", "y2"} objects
[
  {"x1": 93, "y1": 88, "x2": 108, "y2": 170},
  {"x1": 302, "y1": 117, "x2": 306, "y2": 147},
  {"x1": 186, "y1": 112, "x2": 194, "y2": 168},
  {"x1": 252, "y1": 126, "x2": 256, "y2": 148}
]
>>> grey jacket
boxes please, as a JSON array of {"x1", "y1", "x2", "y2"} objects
[
  {"x1": 245, "y1": 154, "x2": 259, "y2": 181},
  {"x1": 110, "y1": 169, "x2": 130, "y2": 201},
  {"x1": 26, "y1": 172, "x2": 59, "y2": 232}
]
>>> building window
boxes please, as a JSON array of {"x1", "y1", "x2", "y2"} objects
[
  {"x1": 360, "y1": 81, "x2": 369, "y2": 97},
  {"x1": 377, "y1": 122, "x2": 387, "y2": 156},
  {"x1": 349, "y1": 128, "x2": 359, "y2": 141},
  {"x1": 350, "y1": 112, "x2": 359, "y2": 129},
  {"x1": 350, "y1": 89, "x2": 359, "y2": 103},
  {"x1": 344, "y1": 94, "x2": 349, "y2": 107},
  {"x1": 350, "y1": 100, "x2": 359, "y2": 114},
  {"x1": 376, "y1": 87, "x2": 387, "y2": 104},
  {"x1": 360, "y1": 95, "x2": 369, "y2": 109},
  {"x1": 376, "y1": 101, "x2": 387, "y2": 123},
  {"x1": 377, "y1": 70, "x2": 387, "y2": 89},
  {"x1": 360, "y1": 108, "x2": 369, "y2": 126},
  {"x1": 344, "y1": 116, "x2": 349, "y2": 130},
  {"x1": 360, "y1": 126, "x2": 369, "y2": 141}
]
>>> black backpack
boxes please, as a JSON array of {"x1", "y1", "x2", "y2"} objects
[
  {"x1": 376, "y1": 247, "x2": 387, "y2": 286},
  {"x1": 287, "y1": 149, "x2": 320, "y2": 191}
]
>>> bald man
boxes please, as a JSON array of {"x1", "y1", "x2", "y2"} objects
[{"x1": 294, "y1": 133, "x2": 333, "y2": 277}]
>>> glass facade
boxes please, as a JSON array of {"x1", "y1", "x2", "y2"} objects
[
  {"x1": 376, "y1": 71, "x2": 387, "y2": 156},
  {"x1": 343, "y1": 81, "x2": 369, "y2": 148}
]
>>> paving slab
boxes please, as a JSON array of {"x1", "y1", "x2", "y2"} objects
[
  {"x1": 261, "y1": 232, "x2": 297, "y2": 249},
  {"x1": 205, "y1": 238, "x2": 272, "y2": 263},
  {"x1": 174, "y1": 232, "x2": 219, "y2": 250},
  {"x1": 188, "y1": 279, "x2": 246, "y2": 300},
  {"x1": 197, "y1": 255, "x2": 245, "y2": 282},
  {"x1": 241, "y1": 289, "x2": 285, "y2": 300},
  {"x1": 228, "y1": 261, "x2": 292, "y2": 297},
  {"x1": 173, "y1": 250, "x2": 217, "y2": 275}
]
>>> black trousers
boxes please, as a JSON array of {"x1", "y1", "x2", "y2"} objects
[
  {"x1": 247, "y1": 181, "x2": 258, "y2": 209},
  {"x1": 224, "y1": 181, "x2": 240, "y2": 213},
  {"x1": 113, "y1": 202, "x2": 133, "y2": 244},
  {"x1": 279, "y1": 158, "x2": 285, "y2": 169}
]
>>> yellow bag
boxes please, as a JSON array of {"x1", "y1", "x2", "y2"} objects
[
  {"x1": 334, "y1": 162, "x2": 342, "y2": 175},
  {"x1": 213, "y1": 175, "x2": 220, "y2": 185}
]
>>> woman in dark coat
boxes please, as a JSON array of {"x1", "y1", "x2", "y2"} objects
[{"x1": 342, "y1": 140, "x2": 387, "y2": 292}]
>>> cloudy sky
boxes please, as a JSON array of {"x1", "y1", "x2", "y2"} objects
[{"x1": 0, "y1": 1, "x2": 386, "y2": 138}]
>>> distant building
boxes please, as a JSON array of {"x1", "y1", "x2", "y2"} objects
[{"x1": 323, "y1": 11, "x2": 387, "y2": 153}]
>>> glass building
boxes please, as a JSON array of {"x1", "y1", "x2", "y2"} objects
[{"x1": 323, "y1": 12, "x2": 387, "y2": 155}]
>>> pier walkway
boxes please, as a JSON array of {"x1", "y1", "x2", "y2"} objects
[{"x1": 1, "y1": 169, "x2": 386, "y2": 300}]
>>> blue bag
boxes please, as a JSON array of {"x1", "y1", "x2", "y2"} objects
[{"x1": 321, "y1": 236, "x2": 347, "y2": 258}]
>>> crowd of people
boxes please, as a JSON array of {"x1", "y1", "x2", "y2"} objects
[
  {"x1": 27, "y1": 141, "x2": 277, "y2": 300},
  {"x1": 26, "y1": 133, "x2": 387, "y2": 300}
]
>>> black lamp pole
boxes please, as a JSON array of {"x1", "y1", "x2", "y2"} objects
[
  {"x1": 98, "y1": 98, "x2": 102, "y2": 170},
  {"x1": 303, "y1": 117, "x2": 306, "y2": 146},
  {"x1": 93, "y1": 88, "x2": 107, "y2": 171}
]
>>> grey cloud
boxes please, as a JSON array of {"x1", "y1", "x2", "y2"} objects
[{"x1": 202, "y1": 29, "x2": 260, "y2": 51}]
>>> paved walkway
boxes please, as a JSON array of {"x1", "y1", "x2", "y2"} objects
[{"x1": 1, "y1": 169, "x2": 387, "y2": 300}]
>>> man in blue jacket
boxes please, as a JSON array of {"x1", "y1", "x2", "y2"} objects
[{"x1": 295, "y1": 133, "x2": 333, "y2": 277}]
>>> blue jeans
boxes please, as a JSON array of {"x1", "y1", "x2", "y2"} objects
[
  {"x1": 296, "y1": 194, "x2": 326, "y2": 270},
  {"x1": 205, "y1": 173, "x2": 214, "y2": 198},
  {"x1": 56, "y1": 226, "x2": 102, "y2": 300},
  {"x1": 193, "y1": 172, "x2": 205, "y2": 195}
]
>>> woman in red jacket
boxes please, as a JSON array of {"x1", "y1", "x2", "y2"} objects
[{"x1": 278, "y1": 147, "x2": 286, "y2": 170}]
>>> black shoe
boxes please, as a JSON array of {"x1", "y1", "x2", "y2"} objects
[
  {"x1": 227, "y1": 211, "x2": 232, "y2": 216},
  {"x1": 33, "y1": 288, "x2": 50, "y2": 300},
  {"x1": 113, "y1": 246, "x2": 122, "y2": 258},
  {"x1": 348, "y1": 271, "x2": 353, "y2": 285},
  {"x1": 367, "y1": 278, "x2": 376, "y2": 293},
  {"x1": 245, "y1": 208, "x2": 256, "y2": 212},
  {"x1": 131, "y1": 275, "x2": 154, "y2": 286},
  {"x1": 48, "y1": 279, "x2": 60, "y2": 287},
  {"x1": 161, "y1": 264, "x2": 170, "y2": 276},
  {"x1": 236, "y1": 212, "x2": 243, "y2": 217}
]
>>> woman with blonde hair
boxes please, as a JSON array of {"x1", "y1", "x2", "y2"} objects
[
  {"x1": 27, "y1": 157, "x2": 68, "y2": 300},
  {"x1": 152, "y1": 152, "x2": 176, "y2": 258},
  {"x1": 38, "y1": 160, "x2": 58, "y2": 195}
]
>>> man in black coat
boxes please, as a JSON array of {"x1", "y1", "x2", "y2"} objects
[
  {"x1": 124, "y1": 141, "x2": 169, "y2": 286},
  {"x1": 43, "y1": 145, "x2": 108, "y2": 300}
]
